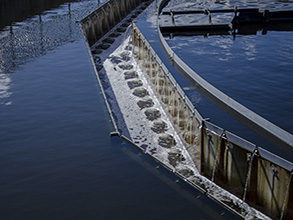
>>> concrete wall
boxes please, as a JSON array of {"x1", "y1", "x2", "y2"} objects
[
  {"x1": 132, "y1": 23, "x2": 293, "y2": 219},
  {"x1": 132, "y1": 28, "x2": 203, "y2": 170},
  {"x1": 79, "y1": 2, "x2": 293, "y2": 218},
  {"x1": 80, "y1": 0, "x2": 149, "y2": 46}
]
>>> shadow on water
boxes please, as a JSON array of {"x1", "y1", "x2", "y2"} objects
[
  {"x1": 0, "y1": 0, "x2": 243, "y2": 215},
  {"x1": 0, "y1": 0, "x2": 92, "y2": 29},
  {"x1": 0, "y1": 0, "x2": 290, "y2": 219},
  {"x1": 115, "y1": 136, "x2": 242, "y2": 220}
]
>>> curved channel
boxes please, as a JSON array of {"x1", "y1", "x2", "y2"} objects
[{"x1": 157, "y1": 0, "x2": 293, "y2": 155}]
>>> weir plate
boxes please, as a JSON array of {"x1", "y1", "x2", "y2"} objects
[
  {"x1": 97, "y1": 35, "x2": 270, "y2": 220},
  {"x1": 80, "y1": 0, "x2": 292, "y2": 218}
]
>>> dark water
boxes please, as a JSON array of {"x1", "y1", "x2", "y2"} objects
[
  {"x1": 0, "y1": 0, "x2": 82, "y2": 29},
  {"x1": 166, "y1": 32, "x2": 293, "y2": 133},
  {"x1": 0, "y1": 0, "x2": 240, "y2": 219},
  {"x1": 138, "y1": 0, "x2": 293, "y2": 161},
  {"x1": 164, "y1": 1, "x2": 293, "y2": 161}
]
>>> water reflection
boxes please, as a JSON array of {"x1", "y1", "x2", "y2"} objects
[
  {"x1": 0, "y1": 0, "x2": 103, "y2": 106},
  {"x1": 0, "y1": 74, "x2": 12, "y2": 105},
  {"x1": 0, "y1": 1, "x2": 102, "y2": 75},
  {"x1": 0, "y1": 0, "x2": 81, "y2": 29},
  {"x1": 243, "y1": 38, "x2": 257, "y2": 60},
  {"x1": 164, "y1": 0, "x2": 293, "y2": 11},
  {"x1": 160, "y1": 0, "x2": 293, "y2": 160}
]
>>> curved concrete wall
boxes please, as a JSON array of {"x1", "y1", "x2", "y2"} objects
[{"x1": 155, "y1": 0, "x2": 293, "y2": 218}]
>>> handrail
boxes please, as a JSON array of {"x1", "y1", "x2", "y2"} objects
[{"x1": 157, "y1": 0, "x2": 293, "y2": 156}]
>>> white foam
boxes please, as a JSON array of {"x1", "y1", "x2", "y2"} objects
[{"x1": 102, "y1": 35, "x2": 271, "y2": 220}]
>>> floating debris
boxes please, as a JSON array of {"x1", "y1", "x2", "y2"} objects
[
  {"x1": 144, "y1": 108, "x2": 161, "y2": 121},
  {"x1": 120, "y1": 51, "x2": 131, "y2": 62},
  {"x1": 158, "y1": 134, "x2": 176, "y2": 148},
  {"x1": 168, "y1": 151, "x2": 185, "y2": 166},
  {"x1": 124, "y1": 70, "x2": 138, "y2": 80},
  {"x1": 127, "y1": 79, "x2": 143, "y2": 89},
  {"x1": 178, "y1": 168, "x2": 194, "y2": 178},
  {"x1": 119, "y1": 63, "x2": 133, "y2": 70},
  {"x1": 137, "y1": 98, "x2": 154, "y2": 109},
  {"x1": 132, "y1": 87, "x2": 149, "y2": 97},
  {"x1": 151, "y1": 120, "x2": 167, "y2": 133},
  {"x1": 110, "y1": 56, "x2": 123, "y2": 64}
]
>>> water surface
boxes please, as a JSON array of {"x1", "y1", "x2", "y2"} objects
[
  {"x1": 137, "y1": 0, "x2": 293, "y2": 161},
  {"x1": 0, "y1": 0, "x2": 241, "y2": 219}
]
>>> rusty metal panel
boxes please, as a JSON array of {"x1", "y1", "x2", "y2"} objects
[
  {"x1": 201, "y1": 128, "x2": 222, "y2": 179},
  {"x1": 256, "y1": 158, "x2": 291, "y2": 219},
  {"x1": 157, "y1": 3, "x2": 293, "y2": 155}
]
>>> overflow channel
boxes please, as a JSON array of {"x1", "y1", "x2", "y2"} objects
[{"x1": 79, "y1": 0, "x2": 293, "y2": 219}]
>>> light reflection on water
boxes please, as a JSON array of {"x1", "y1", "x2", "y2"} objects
[
  {"x1": 0, "y1": 1, "x2": 242, "y2": 219},
  {"x1": 158, "y1": 0, "x2": 293, "y2": 160},
  {"x1": 0, "y1": 1, "x2": 101, "y2": 75},
  {"x1": 0, "y1": 0, "x2": 102, "y2": 106},
  {"x1": 164, "y1": 0, "x2": 293, "y2": 11},
  {"x1": 0, "y1": 74, "x2": 12, "y2": 105}
]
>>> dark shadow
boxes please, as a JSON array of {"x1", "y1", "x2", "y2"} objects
[{"x1": 0, "y1": 0, "x2": 80, "y2": 29}]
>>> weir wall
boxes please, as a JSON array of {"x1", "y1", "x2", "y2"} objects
[
  {"x1": 132, "y1": 22, "x2": 293, "y2": 219},
  {"x1": 79, "y1": 0, "x2": 293, "y2": 219},
  {"x1": 80, "y1": 0, "x2": 150, "y2": 46}
]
